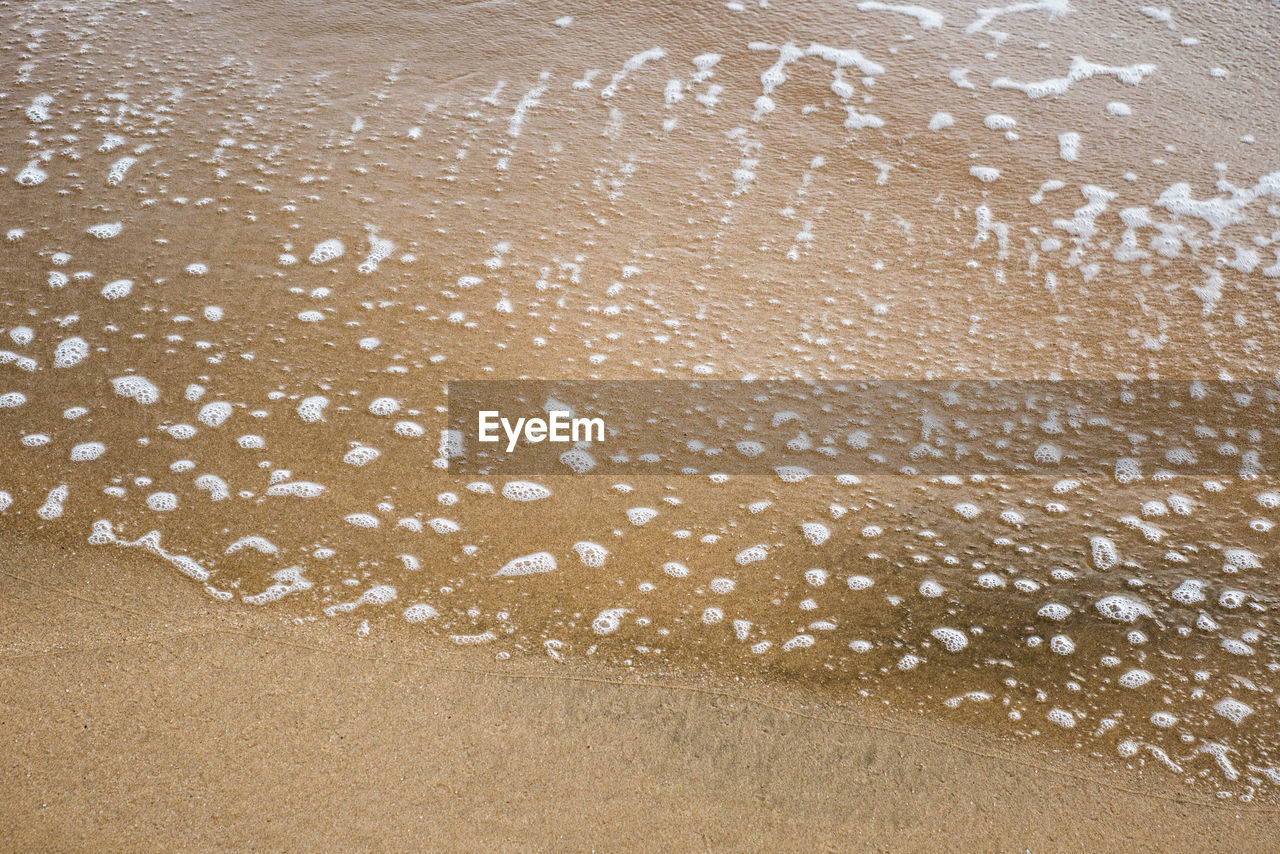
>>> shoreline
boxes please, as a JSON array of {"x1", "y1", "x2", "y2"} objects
[{"x1": 3, "y1": 535, "x2": 1277, "y2": 851}]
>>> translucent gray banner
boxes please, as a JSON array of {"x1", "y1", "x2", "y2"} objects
[{"x1": 445, "y1": 380, "x2": 1278, "y2": 477}]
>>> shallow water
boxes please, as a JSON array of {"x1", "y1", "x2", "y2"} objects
[{"x1": 2, "y1": 0, "x2": 1279, "y2": 802}]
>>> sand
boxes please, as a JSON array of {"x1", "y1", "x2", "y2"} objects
[
  {"x1": 3, "y1": 533, "x2": 1278, "y2": 851},
  {"x1": 4, "y1": 0, "x2": 1280, "y2": 845}
]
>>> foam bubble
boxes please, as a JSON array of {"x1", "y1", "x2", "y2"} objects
[
  {"x1": 198, "y1": 402, "x2": 232, "y2": 427},
  {"x1": 931, "y1": 627, "x2": 968, "y2": 651},
  {"x1": 404, "y1": 603, "x2": 440, "y2": 623},
  {"x1": 709, "y1": 577, "x2": 736, "y2": 594},
  {"x1": 495, "y1": 551, "x2": 557, "y2": 577},
  {"x1": 111, "y1": 375, "x2": 159, "y2": 405},
  {"x1": 1213, "y1": 699, "x2": 1253, "y2": 724},
  {"x1": 266, "y1": 481, "x2": 326, "y2": 498},
  {"x1": 100, "y1": 279, "x2": 133, "y2": 300},
  {"x1": 1090, "y1": 535, "x2": 1118, "y2": 570},
  {"x1": 195, "y1": 474, "x2": 229, "y2": 501},
  {"x1": 343, "y1": 445, "x2": 380, "y2": 466},
  {"x1": 800, "y1": 521, "x2": 830, "y2": 545},
  {"x1": 626, "y1": 507, "x2": 658, "y2": 525},
  {"x1": 919, "y1": 580, "x2": 945, "y2": 597},
  {"x1": 70, "y1": 442, "x2": 106, "y2": 462},
  {"x1": 1095, "y1": 594, "x2": 1152, "y2": 622},
  {"x1": 87, "y1": 223, "x2": 123, "y2": 239},
  {"x1": 1118, "y1": 669, "x2": 1153, "y2": 688},
  {"x1": 53, "y1": 337, "x2": 88, "y2": 368},
  {"x1": 592, "y1": 607, "x2": 626, "y2": 635},
  {"x1": 502, "y1": 481, "x2": 551, "y2": 501},
  {"x1": 16, "y1": 161, "x2": 48, "y2": 187},
  {"x1": 1047, "y1": 708, "x2": 1076, "y2": 728},
  {"x1": 367, "y1": 397, "x2": 401, "y2": 416},
  {"x1": 309, "y1": 239, "x2": 345, "y2": 264},
  {"x1": 37, "y1": 485, "x2": 68, "y2": 520},
  {"x1": 573, "y1": 542, "x2": 609, "y2": 567},
  {"x1": 107, "y1": 156, "x2": 137, "y2": 186},
  {"x1": 145, "y1": 492, "x2": 178, "y2": 512}
]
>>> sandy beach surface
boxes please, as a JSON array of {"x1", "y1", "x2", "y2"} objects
[{"x1": 3, "y1": 0, "x2": 1280, "y2": 847}]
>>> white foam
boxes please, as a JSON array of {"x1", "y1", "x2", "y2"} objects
[
  {"x1": 16, "y1": 161, "x2": 47, "y2": 187},
  {"x1": 198, "y1": 401, "x2": 232, "y2": 427},
  {"x1": 107, "y1": 156, "x2": 137, "y2": 186},
  {"x1": 931, "y1": 627, "x2": 969, "y2": 651},
  {"x1": 87, "y1": 222, "x2": 123, "y2": 239},
  {"x1": 601, "y1": 47, "x2": 666, "y2": 99},
  {"x1": 26, "y1": 94, "x2": 53, "y2": 123},
  {"x1": 70, "y1": 442, "x2": 105, "y2": 462},
  {"x1": 1171, "y1": 579, "x2": 1205, "y2": 604},
  {"x1": 857, "y1": 2, "x2": 944, "y2": 29},
  {"x1": 800, "y1": 521, "x2": 830, "y2": 545},
  {"x1": 573, "y1": 542, "x2": 609, "y2": 567},
  {"x1": 495, "y1": 551, "x2": 557, "y2": 577},
  {"x1": 111, "y1": 375, "x2": 159, "y2": 405},
  {"x1": 367, "y1": 396, "x2": 401, "y2": 416},
  {"x1": 324, "y1": 584, "x2": 397, "y2": 616},
  {"x1": 993, "y1": 57, "x2": 1157, "y2": 98},
  {"x1": 1090, "y1": 535, "x2": 1118, "y2": 570},
  {"x1": 710, "y1": 577, "x2": 736, "y2": 594},
  {"x1": 1047, "y1": 708, "x2": 1076, "y2": 728},
  {"x1": 502, "y1": 480, "x2": 551, "y2": 501},
  {"x1": 592, "y1": 607, "x2": 626, "y2": 635},
  {"x1": 1095, "y1": 594, "x2": 1152, "y2": 622},
  {"x1": 509, "y1": 73, "x2": 550, "y2": 138},
  {"x1": 88, "y1": 520, "x2": 210, "y2": 582},
  {"x1": 357, "y1": 229, "x2": 393, "y2": 274},
  {"x1": 146, "y1": 492, "x2": 178, "y2": 512},
  {"x1": 966, "y1": 0, "x2": 1073, "y2": 44},
  {"x1": 100, "y1": 279, "x2": 133, "y2": 300},
  {"x1": 1037, "y1": 602, "x2": 1070, "y2": 620},
  {"x1": 244, "y1": 567, "x2": 313, "y2": 605},
  {"x1": 1214, "y1": 698, "x2": 1253, "y2": 724},
  {"x1": 1058, "y1": 131, "x2": 1080, "y2": 162},
  {"x1": 195, "y1": 474, "x2": 230, "y2": 501},
  {"x1": 1155, "y1": 171, "x2": 1280, "y2": 232},
  {"x1": 1118, "y1": 669, "x2": 1152, "y2": 688},
  {"x1": 626, "y1": 506, "x2": 658, "y2": 526},
  {"x1": 53, "y1": 337, "x2": 88, "y2": 368},
  {"x1": 401, "y1": 602, "x2": 439, "y2": 624},
  {"x1": 296, "y1": 395, "x2": 329, "y2": 423},
  {"x1": 308, "y1": 239, "x2": 345, "y2": 265},
  {"x1": 265, "y1": 481, "x2": 326, "y2": 498}
]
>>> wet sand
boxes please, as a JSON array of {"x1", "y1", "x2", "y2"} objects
[
  {"x1": 3, "y1": 534, "x2": 1279, "y2": 851},
  {"x1": 3, "y1": 0, "x2": 1280, "y2": 843}
]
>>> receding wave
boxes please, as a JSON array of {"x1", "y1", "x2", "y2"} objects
[{"x1": 2, "y1": 0, "x2": 1279, "y2": 804}]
